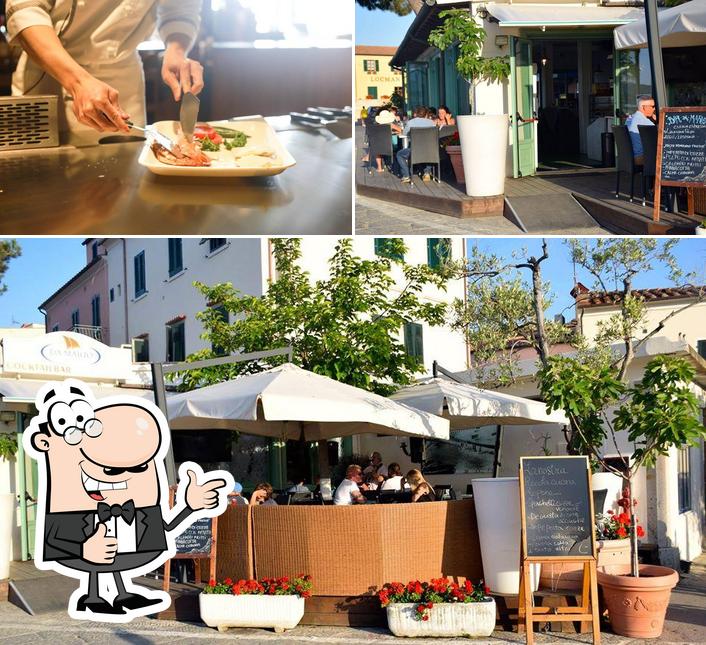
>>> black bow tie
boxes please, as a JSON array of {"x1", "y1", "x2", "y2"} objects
[{"x1": 97, "y1": 500, "x2": 135, "y2": 524}]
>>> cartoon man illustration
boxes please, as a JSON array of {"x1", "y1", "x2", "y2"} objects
[{"x1": 24, "y1": 380, "x2": 234, "y2": 622}]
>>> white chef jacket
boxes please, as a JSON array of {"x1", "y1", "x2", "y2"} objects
[{"x1": 7, "y1": 0, "x2": 202, "y2": 145}]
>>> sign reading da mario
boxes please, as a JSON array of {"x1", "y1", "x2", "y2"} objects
[{"x1": 1, "y1": 331, "x2": 134, "y2": 380}]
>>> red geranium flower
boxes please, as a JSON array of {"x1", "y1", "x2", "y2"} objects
[{"x1": 637, "y1": 525, "x2": 645, "y2": 538}]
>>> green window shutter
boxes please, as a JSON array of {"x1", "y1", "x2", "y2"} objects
[
  {"x1": 376, "y1": 60, "x2": 380, "y2": 72},
  {"x1": 698, "y1": 340, "x2": 706, "y2": 360},
  {"x1": 427, "y1": 238, "x2": 452, "y2": 269},
  {"x1": 374, "y1": 238, "x2": 404, "y2": 261},
  {"x1": 404, "y1": 322, "x2": 424, "y2": 360},
  {"x1": 367, "y1": 86, "x2": 378, "y2": 99}
]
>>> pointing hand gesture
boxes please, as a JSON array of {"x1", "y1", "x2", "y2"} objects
[{"x1": 184, "y1": 469, "x2": 226, "y2": 511}]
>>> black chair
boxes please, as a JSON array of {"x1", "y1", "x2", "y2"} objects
[
  {"x1": 434, "y1": 485, "x2": 456, "y2": 501},
  {"x1": 378, "y1": 490, "x2": 413, "y2": 504},
  {"x1": 612, "y1": 125, "x2": 643, "y2": 203},
  {"x1": 366, "y1": 123, "x2": 394, "y2": 173},
  {"x1": 288, "y1": 491, "x2": 314, "y2": 505},
  {"x1": 362, "y1": 489, "x2": 379, "y2": 502},
  {"x1": 438, "y1": 124, "x2": 458, "y2": 140},
  {"x1": 409, "y1": 127, "x2": 441, "y2": 183},
  {"x1": 639, "y1": 124, "x2": 676, "y2": 212}
]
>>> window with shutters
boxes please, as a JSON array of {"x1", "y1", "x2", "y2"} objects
[
  {"x1": 427, "y1": 238, "x2": 452, "y2": 270},
  {"x1": 697, "y1": 339, "x2": 706, "y2": 360},
  {"x1": 364, "y1": 59, "x2": 379, "y2": 73},
  {"x1": 210, "y1": 305, "x2": 230, "y2": 356},
  {"x1": 71, "y1": 309, "x2": 80, "y2": 327},
  {"x1": 367, "y1": 86, "x2": 378, "y2": 99},
  {"x1": 133, "y1": 335, "x2": 150, "y2": 363},
  {"x1": 168, "y1": 238, "x2": 184, "y2": 277},
  {"x1": 404, "y1": 322, "x2": 424, "y2": 360},
  {"x1": 134, "y1": 251, "x2": 146, "y2": 298},
  {"x1": 166, "y1": 320, "x2": 185, "y2": 362},
  {"x1": 91, "y1": 295, "x2": 101, "y2": 327},
  {"x1": 678, "y1": 447, "x2": 691, "y2": 513},
  {"x1": 374, "y1": 238, "x2": 404, "y2": 261}
]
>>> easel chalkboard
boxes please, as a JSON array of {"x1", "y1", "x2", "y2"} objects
[
  {"x1": 653, "y1": 107, "x2": 706, "y2": 222},
  {"x1": 163, "y1": 487, "x2": 218, "y2": 593},
  {"x1": 518, "y1": 456, "x2": 600, "y2": 644}
]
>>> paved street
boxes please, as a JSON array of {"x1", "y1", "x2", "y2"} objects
[
  {"x1": 355, "y1": 195, "x2": 522, "y2": 235},
  {"x1": 1, "y1": 554, "x2": 704, "y2": 644}
]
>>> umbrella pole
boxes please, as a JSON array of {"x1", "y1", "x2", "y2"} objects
[
  {"x1": 317, "y1": 441, "x2": 330, "y2": 481},
  {"x1": 644, "y1": 0, "x2": 668, "y2": 111},
  {"x1": 492, "y1": 424, "x2": 503, "y2": 478}
]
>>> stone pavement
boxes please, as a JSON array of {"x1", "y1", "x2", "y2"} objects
[
  {"x1": 1, "y1": 554, "x2": 704, "y2": 644},
  {"x1": 355, "y1": 195, "x2": 522, "y2": 235}
]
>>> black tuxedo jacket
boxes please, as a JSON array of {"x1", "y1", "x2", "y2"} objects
[{"x1": 43, "y1": 505, "x2": 192, "y2": 562}]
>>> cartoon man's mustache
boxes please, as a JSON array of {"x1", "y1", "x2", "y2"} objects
[{"x1": 62, "y1": 418, "x2": 103, "y2": 445}]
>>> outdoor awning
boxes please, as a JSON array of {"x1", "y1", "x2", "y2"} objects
[
  {"x1": 0, "y1": 378, "x2": 156, "y2": 409},
  {"x1": 166, "y1": 363, "x2": 450, "y2": 441},
  {"x1": 614, "y1": 0, "x2": 706, "y2": 49},
  {"x1": 390, "y1": 378, "x2": 568, "y2": 429},
  {"x1": 486, "y1": 3, "x2": 642, "y2": 28}
]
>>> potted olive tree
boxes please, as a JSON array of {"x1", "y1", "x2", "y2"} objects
[
  {"x1": 539, "y1": 354, "x2": 706, "y2": 638},
  {"x1": 428, "y1": 9, "x2": 510, "y2": 198},
  {"x1": 0, "y1": 433, "x2": 18, "y2": 580}
]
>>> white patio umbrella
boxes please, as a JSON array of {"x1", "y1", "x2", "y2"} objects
[
  {"x1": 390, "y1": 378, "x2": 568, "y2": 429},
  {"x1": 614, "y1": 0, "x2": 706, "y2": 49},
  {"x1": 166, "y1": 363, "x2": 449, "y2": 441}
]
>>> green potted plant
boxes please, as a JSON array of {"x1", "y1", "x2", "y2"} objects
[
  {"x1": 379, "y1": 578, "x2": 495, "y2": 638},
  {"x1": 0, "y1": 433, "x2": 18, "y2": 580},
  {"x1": 539, "y1": 354, "x2": 706, "y2": 638},
  {"x1": 428, "y1": 9, "x2": 510, "y2": 198},
  {"x1": 200, "y1": 574, "x2": 312, "y2": 633}
]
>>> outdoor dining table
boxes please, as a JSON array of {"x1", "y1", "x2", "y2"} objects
[{"x1": 0, "y1": 116, "x2": 352, "y2": 235}]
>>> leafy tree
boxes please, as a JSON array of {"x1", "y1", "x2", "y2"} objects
[
  {"x1": 0, "y1": 240, "x2": 21, "y2": 296},
  {"x1": 180, "y1": 238, "x2": 453, "y2": 395},
  {"x1": 356, "y1": 0, "x2": 414, "y2": 16}
]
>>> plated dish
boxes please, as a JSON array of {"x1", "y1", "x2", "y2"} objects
[{"x1": 138, "y1": 118, "x2": 296, "y2": 177}]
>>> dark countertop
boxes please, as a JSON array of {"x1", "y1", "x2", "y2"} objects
[{"x1": 0, "y1": 116, "x2": 352, "y2": 235}]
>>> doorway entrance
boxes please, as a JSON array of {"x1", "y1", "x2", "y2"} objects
[{"x1": 530, "y1": 36, "x2": 615, "y2": 171}]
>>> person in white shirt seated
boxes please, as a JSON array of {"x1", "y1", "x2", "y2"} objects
[
  {"x1": 333, "y1": 465, "x2": 367, "y2": 505},
  {"x1": 625, "y1": 95, "x2": 656, "y2": 165},
  {"x1": 380, "y1": 463, "x2": 406, "y2": 491}
]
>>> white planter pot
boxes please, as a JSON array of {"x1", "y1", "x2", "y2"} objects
[
  {"x1": 457, "y1": 114, "x2": 508, "y2": 197},
  {"x1": 386, "y1": 600, "x2": 496, "y2": 638},
  {"x1": 592, "y1": 472, "x2": 623, "y2": 515},
  {"x1": 0, "y1": 493, "x2": 14, "y2": 580},
  {"x1": 199, "y1": 594, "x2": 305, "y2": 633},
  {"x1": 695, "y1": 227, "x2": 706, "y2": 236},
  {"x1": 472, "y1": 477, "x2": 540, "y2": 595}
]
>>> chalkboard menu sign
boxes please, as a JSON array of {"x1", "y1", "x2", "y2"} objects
[
  {"x1": 520, "y1": 456, "x2": 594, "y2": 558},
  {"x1": 659, "y1": 108, "x2": 706, "y2": 185},
  {"x1": 174, "y1": 517, "x2": 214, "y2": 558}
]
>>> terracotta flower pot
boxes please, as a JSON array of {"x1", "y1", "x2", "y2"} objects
[
  {"x1": 597, "y1": 564, "x2": 679, "y2": 638},
  {"x1": 539, "y1": 539, "x2": 631, "y2": 591},
  {"x1": 446, "y1": 145, "x2": 465, "y2": 184}
]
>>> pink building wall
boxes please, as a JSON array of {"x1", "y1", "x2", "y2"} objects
[{"x1": 42, "y1": 241, "x2": 111, "y2": 345}]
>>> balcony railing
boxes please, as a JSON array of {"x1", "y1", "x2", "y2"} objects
[{"x1": 71, "y1": 325, "x2": 104, "y2": 341}]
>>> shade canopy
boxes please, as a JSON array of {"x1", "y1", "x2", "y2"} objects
[
  {"x1": 615, "y1": 0, "x2": 706, "y2": 49},
  {"x1": 390, "y1": 378, "x2": 568, "y2": 430},
  {"x1": 487, "y1": 3, "x2": 641, "y2": 28},
  {"x1": 166, "y1": 363, "x2": 450, "y2": 441}
]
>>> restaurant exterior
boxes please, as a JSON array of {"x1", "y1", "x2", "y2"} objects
[{"x1": 391, "y1": 0, "x2": 706, "y2": 178}]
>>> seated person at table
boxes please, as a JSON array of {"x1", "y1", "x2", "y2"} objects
[
  {"x1": 369, "y1": 110, "x2": 402, "y2": 172},
  {"x1": 427, "y1": 107, "x2": 438, "y2": 121},
  {"x1": 405, "y1": 469, "x2": 435, "y2": 502},
  {"x1": 228, "y1": 481, "x2": 249, "y2": 506},
  {"x1": 251, "y1": 482, "x2": 277, "y2": 506},
  {"x1": 364, "y1": 451, "x2": 387, "y2": 479},
  {"x1": 333, "y1": 465, "x2": 367, "y2": 505},
  {"x1": 437, "y1": 105, "x2": 456, "y2": 127},
  {"x1": 396, "y1": 106, "x2": 437, "y2": 184},
  {"x1": 380, "y1": 463, "x2": 406, "y2": 491},
  {"x1": 625, "y1": 95, "x2": 656, "y2": 165}
]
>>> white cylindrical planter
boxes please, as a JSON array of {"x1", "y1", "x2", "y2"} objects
[
  {"x1": 0, "y1": 493, "x2": 14, "y2": 580},
  {"x1": 457, "y1": 114, "x2": 508, "y2": 197},
  {"x1": 592, "y1": 472, "x2": 623, "y2": 514},
  {"x1": 695, "y1": 227, "x2": 706, "y2": 236},
  {"x1": 472, "y1": 477, "x2": 540, "y2": 595}
]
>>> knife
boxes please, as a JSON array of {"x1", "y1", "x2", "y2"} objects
[{"x1": 180, "y1": 92, "x2": 200, "y2": 142}]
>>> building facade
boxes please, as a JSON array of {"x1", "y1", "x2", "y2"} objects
[
  {"x1": 39, "y1": 240, "x2": 110, "y2": 344},
  {"x1": 355, "y1": 45, "x2": 404, "y2": 113}
]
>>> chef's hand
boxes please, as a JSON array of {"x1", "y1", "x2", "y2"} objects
[
  {"x1": 69, "y1": 74, "x2": 130, "y2": 133},
  {"x1": 162, "y1": 41, "x2": 204, "y2": 102}
]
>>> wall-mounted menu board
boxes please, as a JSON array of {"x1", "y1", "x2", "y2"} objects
[
  {"x1": 519, "y1": 456, "x2": 594, "y2": 558},
  {"x1": 658, "y1": 108, "x2": 706, "y2": 185}
]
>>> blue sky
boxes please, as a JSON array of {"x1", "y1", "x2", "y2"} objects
[
  {"x1": 356, "y1": 4, "x2": 414, "y2": 47},
  {"x1": 0, "y1": 238, "x2": 704, "y2": 329}
]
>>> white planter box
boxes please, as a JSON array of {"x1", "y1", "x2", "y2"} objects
[
  {"x1": 386, "y1": 600, "x2": 496, "y2": 638},
  {"x1": 695, "y1": 227, "x2": 706, "y2": 236},
  {"x1": 457, "y1": 114, "x2": 508, "y2": 197},
  {"x1": 472, "y1": 477, "x2": 540, "y2": 594},
  {"x1": 199, "y1": 594, "x2": 305, "y2": 633}
]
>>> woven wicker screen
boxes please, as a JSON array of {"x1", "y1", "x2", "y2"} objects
[{"x1": 216, "y1": 504, "x2": 254, "y2": 581}]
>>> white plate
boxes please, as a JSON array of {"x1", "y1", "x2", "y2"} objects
[{"x1": 138, "y1": 118, "x2": 296, "y2": 177}]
